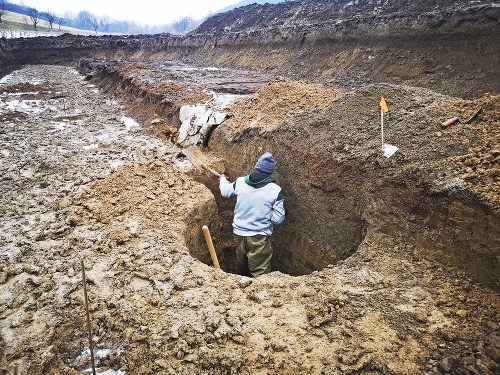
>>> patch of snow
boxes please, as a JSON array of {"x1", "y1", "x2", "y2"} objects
[
  {"x1": 126, "y1": 219, "x2": 139, "y2": 235},
  {"x1": 6, "y1": 99, "x2": 44, "y2": 114},
  {"x1": 108, "y1": 160, "x2": 124, "y2": 170},
  {"x1": 96, "y1": 133, "x2": 111, "y2": 142},
  {"x1": 210, "y1": 93, "x2": 243, "y2": 109},
  {"x1": 72, "y1": 348, "x2": 125, "y2": 374},
  {"x1": 106, "y1": 99, "x2": 119, "y2": 106},
  {"x1": 19, "y1": 168, "x2": 34, "y2": 179},
  {"x1": 121, "y1": 116, "x2": 140, "y2": 131},
  {"x1": 4, "y1": 91, "x2": 41, "y2": 96},
  {"x1": 0, "y1": 30, "x2": 64, "y2": 39},
  {"x1": 51, "y1": 121, "x2": 70, "y2": 131}
]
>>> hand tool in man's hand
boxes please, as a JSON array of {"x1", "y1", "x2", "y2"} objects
[{"x1": 183, "y1": 146, "x2": 221, "y2": 177}]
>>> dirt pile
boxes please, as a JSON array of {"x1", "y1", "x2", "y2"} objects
[
  {"x1": 224, "y1": 77, "x2": 342, "y2": 132},
  {"x1": 1, "y1": 82, "x2": 52, "y2": 93},
  {"x1": 451, "y1": 94, "x2": 500, "y2": 208},
  {"x1": 196, "y1": 0, "x2": 500, "y2": 35}
]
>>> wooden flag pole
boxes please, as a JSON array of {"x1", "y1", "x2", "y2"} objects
[
  {"x1": 379, "y1": 95, "x2": 398, "y2": 158},
  {"x1": 379, "y1": 95, "x2": 389, "y2": 151}
]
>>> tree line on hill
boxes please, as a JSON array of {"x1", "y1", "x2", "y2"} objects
[{"x1": 0, "y1": 0, "x2": 200, "y2": 35}]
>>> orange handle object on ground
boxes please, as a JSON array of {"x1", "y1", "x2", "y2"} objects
[
  {"x1": 202, "y1": 225, "x2": 220, "y2": 269},
  {"x1": 440, "y1": 117, "x2": 460, "y2": 128}
]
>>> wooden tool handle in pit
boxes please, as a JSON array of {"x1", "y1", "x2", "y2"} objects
[{"x1": 202, "y1": 225, "x2": 220, "y2": 269}]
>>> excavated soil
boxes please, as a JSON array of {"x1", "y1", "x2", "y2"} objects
[{"x1": 1, "y1": 60, "x2": 499, "y2": 375}]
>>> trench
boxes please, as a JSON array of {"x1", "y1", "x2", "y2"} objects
[
  {"x1": 84, "y1": 63, "x2": 499, "y2": 289},
  {"x1": 79, "y1": 62, "x2": 364, "y2": 277},
  {"x1": 186, "y1": 165, "x2": 366, "y2": 277},
  {"x1": 185, "y1": 148, "x2": 500, "y2": 290},
  {"x1": 188, "y1": 143, "x2": 499, "y2": 290}
]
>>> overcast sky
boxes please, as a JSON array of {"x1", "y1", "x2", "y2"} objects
[{"x1": 10, "y1": 0, "x2": 243, "y2": 24}]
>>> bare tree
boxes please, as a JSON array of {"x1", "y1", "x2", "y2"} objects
[
  {"x1": 0, "y1": 0, "x2": 6, "y2": 23},
  {"x1": 115, "y1": 20, "x2": 130, "y2": 34},
  {"x1": 174, "y1": 17, "x2": 194, "y2": 34},
  {"x1": 100, "y1": 15, "x2": 110, "y2": 33},
  {"x1": 27, "y1": 7, "x2": 40, "y2": 29},
  {"x1": 87, "y1": 14, "x2": 99, "y2": 33},
  {"x1": 46, "y1": 12, "x2": 56, "y2": 30},
  {"x1": 75, "y1": 10, "x2": 91, "y2": 29}
]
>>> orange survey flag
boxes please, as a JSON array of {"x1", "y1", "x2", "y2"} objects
[{"x1": 380, "y1": 96, "x2": 389, "y2": 113}]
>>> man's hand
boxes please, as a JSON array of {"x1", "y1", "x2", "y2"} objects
[{"x1": 218, "y1": 174, "x2": 226, "y2": 182}]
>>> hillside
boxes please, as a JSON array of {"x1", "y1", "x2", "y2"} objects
[{"x1": 0, "y1": 10, "x2": 115, "y2": 37}]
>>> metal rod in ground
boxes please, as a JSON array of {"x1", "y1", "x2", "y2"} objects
[
  {"x1": 202, "y1": 225, "x2": 220, "y2": 269},
  {"x1": 81, "y1": 259, "x2": 96, "y2": 375},
  {"x1": 381, "y1": 109, "x2": 384, "y2": 150}
]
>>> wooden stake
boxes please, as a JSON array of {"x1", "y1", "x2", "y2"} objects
[
  {"x1": 202, "y1": 225, "x2": 220, "y2": 269},
  {"x1": 81, "y1": 259, "x2": 96, "y2": 375}
]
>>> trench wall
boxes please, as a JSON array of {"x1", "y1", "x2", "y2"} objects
[
  {"x1": 208, "y1": 125, "x2": 500, "y2": 290},
  {"x1": 79, "y1": 63, "x2": 182, "y2": 127},
  {"x1": 364, "y1": 181, "x2": 500, "y2": 290},
  {"x1": 1, "y1": 23, "x2": 499, "y2": 99}
]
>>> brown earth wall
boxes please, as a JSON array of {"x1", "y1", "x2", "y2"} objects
[
  {"x1": 1, "y1": 24, "x2": 499, "y2": 98},
  {"x1": 207, "y1": 121, "x2": 500, "y2": 289}
]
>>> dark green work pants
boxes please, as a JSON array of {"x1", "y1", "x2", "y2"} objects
[{"x1": 234, "y1": 234, "x2": 272, "y2": 277}]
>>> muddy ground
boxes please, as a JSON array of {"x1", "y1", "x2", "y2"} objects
[{"x1": 0, "y1": 61, "x2": 499, "y2": 375}]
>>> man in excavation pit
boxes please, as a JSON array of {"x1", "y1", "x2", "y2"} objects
[{"x1": 219, "y1": 152, "x2": 285, "y2": 277}]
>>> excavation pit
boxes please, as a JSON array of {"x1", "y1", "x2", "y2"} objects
[
  {"x1": 187, "y1": 145, "x2": 500, "y2": 288},
  {"x1": 2, "y1": 1, "x2": 500, "y2": 372},
  {"x1": 1, "y1": 61, "x2": 500, "y2": 375},
  {"x1": 181, "y1": 80, "x2": 500, "y2": 290},
  {"x1": 61, "y1": 61, "x2": 500, "y2": 287}
]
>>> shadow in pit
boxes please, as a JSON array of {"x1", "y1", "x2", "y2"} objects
[
  {"x1": 185, "y1": 164, "x2": 367, "y2": 277},
  {"x1": 195, "y1": 209, "x2": 367, "y2": 277},
  {"x1": 183, "y1": 146, "x2": 500, "y2": 289}
]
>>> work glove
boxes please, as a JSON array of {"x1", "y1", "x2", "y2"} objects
[{"x1": 218, "y1": 174, "x2": 226, "y2": 182}]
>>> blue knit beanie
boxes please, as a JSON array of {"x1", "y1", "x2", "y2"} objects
[{"x1": 255, "y1": 152, "x2": 275, "y2": 174}]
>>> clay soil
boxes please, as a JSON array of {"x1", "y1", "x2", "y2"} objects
[{"x1": 0, "y1": 58, "x2": 499, "y2": 375}]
